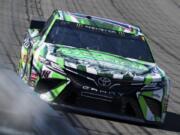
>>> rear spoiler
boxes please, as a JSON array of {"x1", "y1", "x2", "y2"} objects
[{"x1": 30, "y1": 19, "x2": 46, "y2": 31}]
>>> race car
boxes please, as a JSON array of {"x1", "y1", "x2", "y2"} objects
[{"x1": 18, "y1": 10, "x2": 171, "y2": 125}]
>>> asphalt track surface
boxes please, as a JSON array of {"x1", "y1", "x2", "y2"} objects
[{"x1": 0, "y1": 0, "x2": 180, "y2": 135}]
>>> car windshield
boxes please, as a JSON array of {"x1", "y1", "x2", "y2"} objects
[{"x1": 45, "y1": 20, "x2": 154, "y2": 62}]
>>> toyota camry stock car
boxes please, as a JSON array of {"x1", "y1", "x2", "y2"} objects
[{"x1": 18, "y1": 10, "x2": 171, "y2": 125}]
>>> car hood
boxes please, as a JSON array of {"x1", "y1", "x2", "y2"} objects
[{"x1": 46, "y1": 45, "x2": 164, "y2": 82}]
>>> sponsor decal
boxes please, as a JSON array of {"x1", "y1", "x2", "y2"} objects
[{"x1": 98, "y1": 77, "x2": 111, "y2": 87}]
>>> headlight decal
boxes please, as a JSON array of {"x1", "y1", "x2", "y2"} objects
[
  {"x1": 144, "y1": 74, "x2": 153, "y2": 85},
  {"x1": 39, "y1": 80, "x2": 69, "y2": 102},
  {"x1": 50, "y1": 71, "x2": 67, "y2": 80},
  {"x1": 141, "y1": 89, "x2": 163, "y2": 102},
  {"x1": 141, "y1": 81, "x2": 164, "y2": 91}
]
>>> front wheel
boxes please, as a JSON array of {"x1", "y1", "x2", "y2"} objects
[
  {"x1": 17, "y1": 54, "x2": 32, "y2": 84},
  {"x1": 17, "y1": 59, "x2": 26, "y2": 79}
]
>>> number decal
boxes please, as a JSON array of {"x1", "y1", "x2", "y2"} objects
[{"x1": 41, "y1": 70, "x2": 51, "y2": 78}]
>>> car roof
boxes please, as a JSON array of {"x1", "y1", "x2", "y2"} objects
[{"x1": 54, "y1": 10, "x2": 144, "y2": 36}]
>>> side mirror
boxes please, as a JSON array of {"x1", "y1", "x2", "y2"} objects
[{"x1": 30, "y1": 20, "x2": 46, "y2": 31}]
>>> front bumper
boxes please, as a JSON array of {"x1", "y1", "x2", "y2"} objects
[
  {"x1": 52, "y1": 103, "x2": 164, "y2": 126},
  {"x1": 36, "y1": 67, "x2": 166, "y2": 124}
]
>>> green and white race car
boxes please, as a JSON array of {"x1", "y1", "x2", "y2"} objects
[{"x1": 18, "y1": 10, "x2": 171, "y2": 125}]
